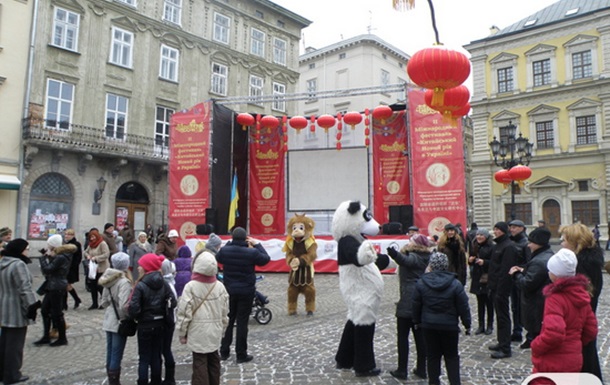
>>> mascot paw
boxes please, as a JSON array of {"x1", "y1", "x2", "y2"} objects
[
  {"x1": 289, "y1": 258, "x2": 300, "y2": 271},
  {"x1": 357, "y1": 241, "x2": 377, "y2": 265}
]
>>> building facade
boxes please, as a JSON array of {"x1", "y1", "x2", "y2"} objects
[
  {"x1": 465, "y1": 1, "x2": 610, "y2": 237},
  {"x1": 18, "y1": 0, "x2": 309, "y2": 247}
]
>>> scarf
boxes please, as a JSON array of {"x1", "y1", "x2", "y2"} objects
[
  {"x1": 88, "y1": 230, "x2": 103, "y2": 248},
  {"x1": 135, "y1": 240, "x2": 150, "y2": 251},
  {"x1": 191, "y1": 273, "x2": 217, "y2": 283}
]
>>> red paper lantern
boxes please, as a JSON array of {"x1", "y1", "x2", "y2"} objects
[
  {"x1": 425, "y1": 86, "x2": 469, "y2": 117},
  {"x1": 236, "y1": 113, "x2": 254, "y2": 131},
  {"x1": 508, "y1": 165, "x2": 532, "y2": 184},
  {"x1": 260, "y1": 115, "x2": 279, "y2": 132},
  {"x1": 407, "y1": 46, "x2": 471, "y2": 106},
  {"x1": 343, "y1": 111, "x2": 362, "y2": 130},
  {"x1": 289, "y1": 116, "x2": 308, "y2": 133},
  {"x1": 494, "y1": 169, "x2": 512, "y2": 187},
  {"x1": 451, "y1": 102, "x2": 471, "y2": 119},
  {"x1": 372, "y1": 105, "x2": 393, "y2": 124},
  {"x1": 317, "y1": 114, "x2": 336, "y2": 133}
]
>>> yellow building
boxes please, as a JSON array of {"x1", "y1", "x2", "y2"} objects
[{"x1": 465, "y1": 1, "x2": 610, "y2": 238}]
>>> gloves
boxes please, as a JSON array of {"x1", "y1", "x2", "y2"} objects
[
  {"x1": 386, "y1": 247, "x2": 398, "y2": 259},
  {"x1": 27, "y1": 300, "x2": 42, "y2": 321}
]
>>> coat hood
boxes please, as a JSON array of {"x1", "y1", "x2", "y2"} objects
[
  {"x1": 99, "y1": 268, "x2": 127, "y2": 288},
  {"x1": 543, "y1": 274, "x2": 592, "y2": 309},
  {"x1": 140, "y1": 270, "x2": 165, "y2": 290},
  {"x1": 54, "y1": 243, "x2": 78, "y2": 255},
  {"x1": 403, "y1": 242, "x2": 431, "y2": 254},
  {"x1": 0, "y1": 256, "x2": 23, "y2": 271},
  {"x1": 420, "y1": 270, "x2": 456, "y2": 291},
  {"x1": 193, "y1": 251, "x2": 218, "y2": 277}
]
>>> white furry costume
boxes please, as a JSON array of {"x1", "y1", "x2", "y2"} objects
[{"x1": 332, "y1": 200, "x2": 390, "y2": 376}]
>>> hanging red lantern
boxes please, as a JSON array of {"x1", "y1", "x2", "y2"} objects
[
  {"x1": 336, "y1": 142, "x2": 342, "y2": 151},
  {"x1": 494, "y1": 169, "x2": 512, "y2": 188},
  {"x1": 310, "y1": 116, "x2": 316, "y2": 133},
  {"x1": 372, "y1": 105, "x2": 393, "y2": 124},
  {"x1": 451, "y1": 102, "x2": 471, "y2": 119},
  {"x1": 317, "y1": 114, "x2": 336, "y2": 133},
  {"x1": 407, "y1": 46, "x2": 471, "y2": 106},
  {"x1": 236, "y1": 113, "x2": 254, "y2": 131},
  {"x1": 289, "y1": 116, "x2": 308, "y2": 133},
  {"x1": 508, "y1": 165, "x2": 532, "y2": 186},
  {"x1": 425, "y1": 86, "x2": 469, "y2": 117},
  {"x1": 343, "y1": 111, "x2": 362, "y2": 130},
  {"x1": 260, "y1": 115, "x2": 279, "y2": 133},
  {"x1": 282, "y1": 116, "x2": 288, "y2": 151}
]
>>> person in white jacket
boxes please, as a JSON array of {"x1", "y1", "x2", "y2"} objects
[{"x1": 176, "y1": 248, "x2": 229, "y2": 385}]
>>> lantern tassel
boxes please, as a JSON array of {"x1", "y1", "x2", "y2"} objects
[
  {"x1": 393, "y1": 0, "x2": 415, "y2": 11},
  {"x1": 431, "y1": 87, "x2": 445, "y2": 107}
]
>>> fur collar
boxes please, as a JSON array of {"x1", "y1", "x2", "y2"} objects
[{"x1": 54, "y1": 243, "x2": 77, "y2": 255}]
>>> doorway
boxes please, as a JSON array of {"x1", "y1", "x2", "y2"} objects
[
  {"x1": 542, "y1": 199, "x2": 561, "y2": 238},
  {"x1": 115, "y1": 182, "x2": 149, "y2": 233}
]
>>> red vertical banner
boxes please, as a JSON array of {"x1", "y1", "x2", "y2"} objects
[
  {"x1": 372, "y1": 110, "x2": 410, "y2": 223},
  {"x1": 249, "y1": 123, "x2": 285, "y2": 235},
  {"x1": 168, "y1": 102, "x2": 212, "y2": 245},
  {"x1": 408, "y1": 90, "x2": 467, "y2": 238}
]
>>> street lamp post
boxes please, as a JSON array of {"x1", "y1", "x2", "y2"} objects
[{"x1": 489, "y1": 121, "x2": 534, "y2": 220}]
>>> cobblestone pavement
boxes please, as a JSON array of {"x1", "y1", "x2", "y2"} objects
[{"x1": 16, "y1": 262, "x2": 610, "y2": 385}]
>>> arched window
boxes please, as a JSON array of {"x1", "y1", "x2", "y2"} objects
[{"x1": 27, "y1": 173, "x2": 73, "y2": 239}]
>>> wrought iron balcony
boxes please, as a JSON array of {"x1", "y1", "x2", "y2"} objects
[{"x1": 22, "y1": 117, "x2": 170, "y2": 163}]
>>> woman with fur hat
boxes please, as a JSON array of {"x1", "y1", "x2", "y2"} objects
[
  {"x1": 176, "y1": 247, "x2": 229, "y2": 385},
  {"x1": 385, "y1": 233, "x2": 431, "y2": 380},
  {"x1": 437, "y1": 223, "x2": 467, "y2": 285},
  {"x1": 467, "y1": 228, "x2": 494, "y2": 335},
  {"x1": 99, "y1": 252, "x2": 133, "y2": 385},
  {"x1": 0, "y1": 239, "x2": 38, "y2": 384},
  {"x1": 128, "y1": 232, "x2": 153, "y2": 282},
  {"x1": 35, "y1": 234, "x2": 75, "y2": 347},
  {"x1": 85, "y1": 229, "x2": 110, "y2": 310},
  {"x1": 129, "y1": 253, "x2": 177, "y2": 385}
]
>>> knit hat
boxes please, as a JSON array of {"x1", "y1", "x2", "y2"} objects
[
  {"x1": 47, "y1": 234, "x2": 63, "y2": 249},
  {"x1": 444, "y1": 223, "x2": 457, "y2": 231},
  {"x1": 547, "y1": 248, "x2": 577, "y2": 278},
  {"x1": 104, "y1": 223, "x2": 114, "y2": 231},
  {"x1": 177, "y1": 245, "x2": 192, "y2": 259},
  {"x1": 508, "y1": 219, "x2": 525, "y2": 227},
  {"x1": 476, "y1": 228, "x2": 490, "y2": 238},
  {"x1": 528, "y1": 227, "x2": 551, "y2": 246},
  {"x1": 205, "y1": 233, "x2": 222, "y2": 251},
  {"x1": 193, "y1": 251, "x2": 218, "y2": 277},
  {"x1": 428, "y1": 252, "x2": 449, "y2": 271},
  {"x1": 0, "y1": 227, "x2": 12, "y2": 237},
  {"x1": 167, "y1": 229, "x2": 179, "y2": 238},
  {"x1": 411, "y1": 233, "x2": 431, "y2": 247},
  {"x1": 138, "y1": 231, "x2": 147, "y2": 239},
  {"x1": 111, "y1": 252, "x2": 130, "y2": 272},
  {"x1": 1, "y1": 238, "x2": 29, "y2": 257},
  {"x1": 494, "y1": 221, "x2": 509, "y2": 234},
  {"x1": 232, "y1": 227, "x2": 247, "y2": 241},
  {"x1": 138, "y1": 253, "x2": 164, "y2": 272}
]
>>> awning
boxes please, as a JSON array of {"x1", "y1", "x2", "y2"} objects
[{"x1": 0, "y1": 174, "x2": 21, "y2": 190}]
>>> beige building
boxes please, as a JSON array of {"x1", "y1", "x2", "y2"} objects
[
  {"x1": 465, "y1": 1, "x2": 610, "y2": 237},
  {"x1": 17, "y1": 0, "x2": 309, "y2": 246},
  {"x1": 0, "y1": 0, "x2": 34, "y2": 231}
]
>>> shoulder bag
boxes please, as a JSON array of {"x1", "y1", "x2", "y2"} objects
[
  {"x1": 192, "y1": 282, "x2": 217, "y2": 317},
  {"x1": 109, "y1": 287, "x2": 137, "y2": 337}
]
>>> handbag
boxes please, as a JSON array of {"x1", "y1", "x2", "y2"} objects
[
  {"x1": 479, "y1": 272, "x2": 489, "y2": 285},
  {"x1": 88, "y1": 260, "x2": 98, "y2": 280},
  {"x1": 36, "y1": 281, "x2": 48, "y2": 296},
  {"x1": 109, "y1": 287, "x2": 137, "y2": 337}
]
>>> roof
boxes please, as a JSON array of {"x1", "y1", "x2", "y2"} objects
[
  {"x1": 299, "y1": 34, "x2": 410, "y2": 62},
  {"x1": 255, "y1": 0, "x2": 312, "y2": 28}
]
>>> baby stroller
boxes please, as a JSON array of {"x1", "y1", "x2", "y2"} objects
[{"x1": 217, "y1": 273, "x2": 272, "y2": 325}]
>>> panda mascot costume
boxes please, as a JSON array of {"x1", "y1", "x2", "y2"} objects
[{"x1": 332, "y1": 200, "x2": 391, "y2": 377}]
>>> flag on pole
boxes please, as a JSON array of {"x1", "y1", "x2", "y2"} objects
[{"x1": 228, "y1": 171, "x2": 239, "y2": 230}]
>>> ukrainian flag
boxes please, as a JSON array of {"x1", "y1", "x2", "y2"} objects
[{"x1": 228, "y1": 171, "x2": 239, "y2": 230}]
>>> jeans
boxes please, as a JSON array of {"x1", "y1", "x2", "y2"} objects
[
  {"x1": 106, "y1": 331, "x2": 128, "y2": 371},
  {"x1": 220, "y1": 293, "x2": 254, "y2": 359},
  {"x1": 137, "y1": 325, "x2": 164, "y2": 385}
]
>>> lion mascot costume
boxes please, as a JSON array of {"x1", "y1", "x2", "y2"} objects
[
  {"x1": 282, "y1": 214, "x2": 317, "y2": 316},
  {"x1": 332, "y1": 200, "x2": 391, "y2": 377}
]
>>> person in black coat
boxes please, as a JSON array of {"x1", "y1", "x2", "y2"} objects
[
  {"x1": 507, "y1": 219, "x2": 530, "y2": 343},
  {"x1": 487, "y1": 222, "x2": 519, "y2": 359},
  {"x1": 216, "y1": 227, "x2": 270, "y2": 363},
  {"x1": 64, "y1": 229, "x2": 82, "y2": 309},
  {"x1": 508, "y1": 227, "x2": 553, "y2": 349},
  {"x1": 412, "y1": 252, "x2": 471, "y2": 385},
  {"x1": 560, "y1": 223, "x2": 604, "y2": 383},
  {"x1": 467, "y1": 228, "x2": 494, "y2": 335}
]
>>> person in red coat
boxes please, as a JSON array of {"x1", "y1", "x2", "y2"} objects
[{"x1": 530, "y1": 248, "x2": 597, "y2": 379}]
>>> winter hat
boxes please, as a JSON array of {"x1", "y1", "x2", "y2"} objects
[
  {"x1": 167, "y1": 229, "x2": 179, "y2": 238},
  {"x1": 411, "y1": 233, "x2": 431, "y2": 247},
  {"x1": 1, "y1": 238, "x2": 29, "y2": 257},
  {"x1": 138, "y1": 231, "x2": 147, "y2": 239},
  {"x1": 494, "y1": 221, "x2": 509, "y2": 234},
  {"x1": 193, "y1": 251, "x2": 218, "y2": 277},
  {"x1": 547, "y1": 248, "x2": 577, "y2": 278},
  {"x1": 111, "y1": 252, "x2": 130, "y2": 272},
  {"x1": 444, "y1": 223, "x2": 457, "y2": 231},
  {"x1": 508, "y1": 219, "x2": 526, "y2": 227},
  {"x1": 104, "y1": 223, "x2": 114, "y2": 231},
  {"x1": 428, "y1": 252, "x2": 449, "y2": 271},
  {"x1": 476, "y1": 228, "x2": 490, "y2": 238},
  {"x1": 161, "y1": 258, "x2": 175, "y2": 276},
  {"x1": 138, "y1": 253, "x2": 164, "y2": 273},
  {"x1": 47, "y1": 234, "x2": 63, "y2": 249},
  {"x1": 177, "y1": 245, "x2": 192, "y2": 259},
  {"x1": 528, "y1": 227, "x2": 551, "y2": 246},
  {"x1": 232, "y1": 227, "x2": 247, "y2": 241},
  {"x1": 206, "y1": 233, "x2": 222, "y2": 250},
  {"x1": 0, "y1": 227, "x2": 12, "y2": 237}
]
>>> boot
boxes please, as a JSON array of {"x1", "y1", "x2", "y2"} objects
[
  {"x1": 69, "y1": 288, "x2": 82, "y2": 309},
  {"x1": 162, "y1": 363, "x2": 176, "y2": 385},
  {"x1": 34, "y1": 315, "x2": 52, "y2": 345},
  {"x1": 108, "y1": 369, "x2": 121, "y2": 385},
  {"x1": 485, "y1": 321, "x2": 494, "y2": 335},
  {"x1": 50, "y1": 317, "x2": 68, "y2": 346}
]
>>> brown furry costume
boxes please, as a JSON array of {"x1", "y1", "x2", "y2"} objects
[{"x1": 282, "y1": 214, "x2": 317, "y2": 315}]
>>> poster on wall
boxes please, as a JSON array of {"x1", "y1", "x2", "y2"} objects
[
  {"x1": 116, "y1": 207, "x2": 128, "y2": 230},
  {"x1": 28, "y1": 207, "x2": 69, "y2": 239}
]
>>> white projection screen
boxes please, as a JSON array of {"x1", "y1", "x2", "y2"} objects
[{"x1": 287, "y1": 147, "x2": 370, "y2": 211}]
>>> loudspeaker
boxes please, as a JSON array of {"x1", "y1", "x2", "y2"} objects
[
  {"x1": 205, "y1": 208, "x2": 217, "y2": 230},
  {"x1": 196, "y1": 224, "x2": 213, "y2": 235},
  {"x1": 389, "y1": 205, "x2": 413, "y2": 232},
  {"x1": 382, "y1": 222, "x2": 403, "y2": 235}
]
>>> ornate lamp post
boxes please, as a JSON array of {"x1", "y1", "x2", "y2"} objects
[{"x1": 489, "y1": 121, "x2": 534, "y2": 220}]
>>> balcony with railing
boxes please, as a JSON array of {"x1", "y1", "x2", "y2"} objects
[{"x1": 22, "y1": 118, "x2": 170, "y2": 163}]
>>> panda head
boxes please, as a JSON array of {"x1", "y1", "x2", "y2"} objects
[{"x1": 331, "y1": 200, "x2": 380, "y2": 241}]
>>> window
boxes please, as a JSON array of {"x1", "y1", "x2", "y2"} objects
[
  {"x1": 249, "y1": 75, "x2": 263, "y2": 104},
  {"x1": 533, "y1": 59, "x2": 551, "y2": 87},
  {"x1": 572, "y1": 200, "x2": 599, "y2": 226},
  {"x1": 155, "y1": 106, "x2": 173, "y2": 155},
  {"x1": 255, "y1": 10, "x2": 264, "y2": 18},
  {"x1": 504, "y1": 203, "x2": 532, "y2": 223},
  {"x1": 211, "y1": 63, "x2": 227, "y2": 95},
  {"x1": 497, "y1": 67, "x2": 513, "y2": 93},
  {"x1": 163, "y1": 0, "x2": 181, "y2": 25},
  {"x1": 116, "y1": 0, "x2": 136, "y2": 6},
  {"x1": 159, "y1": 44, "x2": 179, "y2": 82},
  {"x1": 339, "y1": 53, "x2": 346, "y2": 60},
  {"x1": 110, "y1": 27, "x2": 133, "y2": 68},
  {"x1": 213, "y1": 13, "x2": 230, "y2": 44},
  {"x1": 273, "y1": 37, "x2": 286, "y2": 66},
  {"x1": 576, "y1": 115, "x2": 596, "y2": 145},
  {"x1": 577, "y1": 180, "x2": 588, "y2": 192},
  {"x1": 272, "y1": 82, "x2": 286, "y2": 112},
  {"x1": 381, "y1": 70, "x2": 390, "y2": 86},
  {"x1": 572, "y1": 51, "x2": 592, "y2": 79},
  {"x1": 251, "y1": 28, "x2": 265, "y2": 57},
  {"x1": 308, "y1": 63, "x2": 315, "y2": 69},
  {"x1": 27, "y1": 173, "x2": 73, "y2": 240},
  {"x1": 52, "y1": 7, "x2": 79, "y2": 51},
  {"x1": 306, "y1": 78, "x2": 317, "y2": 100},
  {"x1": 45, "y1": 79, "x2": 74, "y2": 130},
  {"x1": 106, "y1": 93, "x2": 128, "y2": 140},
  {"x1": 535, "y1": 121, "x2": 554, "y2": 149},
  {"x1": 277, "y1": 20, "x2": 285, "y2": 28}
]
